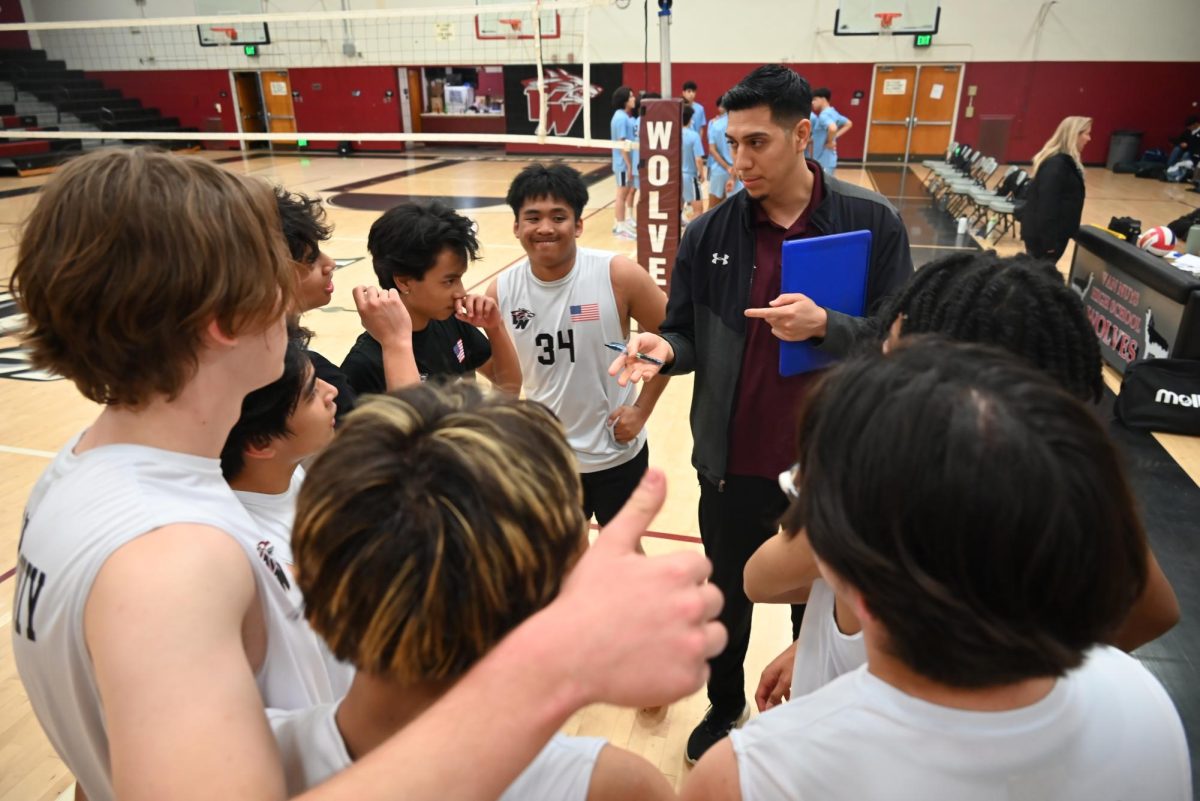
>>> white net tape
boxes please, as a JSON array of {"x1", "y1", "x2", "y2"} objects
[{"x1": 0, "y1": 1, "x2": 628, "y2": 151}]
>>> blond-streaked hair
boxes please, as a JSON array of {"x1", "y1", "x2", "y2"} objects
[
  {"x1": 1031, "y1": 116, "x2": 1092, "y2": 176},
  {"x1": 9, "y1": 147, "x2": 294, "y2": 406},
  {"x1": 293, "y1": 382, "x2": 588, "y2": 682}
]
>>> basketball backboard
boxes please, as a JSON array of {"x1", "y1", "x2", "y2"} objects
[
  {"x1": 474, "y1": 0, "x2": 561, "y2": 40},
  {"x1": 834, "y1": 0, "x2": 941, "y2": 35},
  {"x1": 194, "y1": 0, "x2": 270, "y2": 46}
]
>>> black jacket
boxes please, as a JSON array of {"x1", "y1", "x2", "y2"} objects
[
  {"x1": 1020, "y1": 153, "x2": 1085, "y2": 254},
  {"x1": 659, "y1": 172, "x2": 914, "y2": 484}
]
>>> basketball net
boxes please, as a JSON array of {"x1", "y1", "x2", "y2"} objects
[
  {"x1": 875, "y1": 12, "x2": 901, "y2": 36},
  {"x1": 499, "y1": 17, "x2": 523, "y2": 43}
]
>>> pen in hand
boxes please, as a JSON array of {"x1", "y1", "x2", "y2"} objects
[{"x1": 604, "y1": 341, "x2": 665, "y2": 366}]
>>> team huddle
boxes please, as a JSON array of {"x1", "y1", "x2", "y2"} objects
[{"x1": 8, "y1": 64, "x2": 1193, "y2": 801}]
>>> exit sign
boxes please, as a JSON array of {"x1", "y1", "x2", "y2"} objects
[
  {"x1": 243, "y1": 44, "x2": 258, "y2": 56},
  {"x1": 914, "y1": 34, "x2": 932, "y2": 47}
]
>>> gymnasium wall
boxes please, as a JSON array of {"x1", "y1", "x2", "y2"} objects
[{"x1": 11, "y1": 0, "x2": 1200, "y2": 160}]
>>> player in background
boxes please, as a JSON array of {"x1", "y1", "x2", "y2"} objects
[
  {"x1": 810, "y1": 88, "x2": 852, "y2": 175},
  {"x1": 683, "y1": 80, "x2": 707, "y2": 133},
  {"x1": 682, "y1": 104, "x2": 707, "y2": 224},
  {"x1": 611, "y1": 86, "x2": 638, "y2": 240}
]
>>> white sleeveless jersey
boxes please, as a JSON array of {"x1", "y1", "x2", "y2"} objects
[
  {"x1": 497, "y1": 247, "x2": 645, "y2": 473},
  {"x1": 12, "y1": 434, "x2": 345, "y2": 801},
  {"x1": 732, "y1": 646, "x2": 1190, "y2": 801},
  {"x1": 233, "y1": 466, "x2": 354, "y2": 699},
  {"x1": 270, "y1": 702, "x2": 607, "y2": 800},
  {"x1": 790, "y1": 578, "x2": 866, "y2": 698}
]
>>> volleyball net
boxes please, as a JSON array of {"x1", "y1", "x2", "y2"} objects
[{"x1": 0, "y1": 1, "x2": 630, "y2": 165}]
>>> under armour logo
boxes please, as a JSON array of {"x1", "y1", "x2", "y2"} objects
[{"x1": 712, "y1": 253, "x2": 730, "y2": 265}]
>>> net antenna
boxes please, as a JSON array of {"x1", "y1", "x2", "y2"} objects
[{"x1": 875, "y1": 11, "x2": 901, "y2": 35}]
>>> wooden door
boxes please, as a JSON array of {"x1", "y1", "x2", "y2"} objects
[
  {"x1": 233, "y1": 71, "x2": 265, "y2": 135},
  {"x1": 866, "y1": 65, "x2": 917, "y2": 160},
  {"x1": 407, "y1": 68, "x2": 424, "y2": 133},
  {"x1": 910, "y1": 65, "x2": 961, "y2": 157},
  {"x1": 257, "y1": 70, "x2": 297, "y2": 149}
]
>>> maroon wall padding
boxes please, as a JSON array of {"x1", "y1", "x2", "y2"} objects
[
  {"x1": 624, "y1": 61, "x2": 1200, "y2": 164},
  {"x1": 288, "y1": 67, "x2": 405, "y2": 151},
  {"x1": 636, "y1": 99, "x2": 682, "y2": 291},
  {"x1": 0, "y1": 3, "x2": 30, "y2": 51},
  {"x1": 82, "y1": 60, "x2": 1200, "y2": 162},
  {"x1": 0, "y1": 140, "x2": 50, "y2": 157}
]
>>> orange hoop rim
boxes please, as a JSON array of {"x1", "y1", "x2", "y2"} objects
[{"x1": 874, "y1": 11, "x2": 902, "y2": 29}]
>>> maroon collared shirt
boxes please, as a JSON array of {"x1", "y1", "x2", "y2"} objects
[{"x1": 726, "y1": 163, "x2": 826, "y2": 479}]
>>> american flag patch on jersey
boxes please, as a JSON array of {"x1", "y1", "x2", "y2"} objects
[
  {"x1": 453, "y1": 338, "x2": 466, "y2": 363},
  {"x1": 570, "y1": 303, "x2": 600, "y2": 322}
]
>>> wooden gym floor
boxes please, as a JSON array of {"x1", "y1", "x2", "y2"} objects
[{"x1": 0, "y1": 149, "x2": 1196, "y2": 798}]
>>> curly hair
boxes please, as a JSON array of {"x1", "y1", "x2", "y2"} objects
[{"x1": 877, "y1": 251, "x2": 1103, "y2": 402}]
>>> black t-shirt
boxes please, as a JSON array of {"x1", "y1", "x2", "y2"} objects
[
  {"x1": 339, "y1": 317, "x2": 492, "y2": 396},
  {"x1": 307, "y1": 349, "x2": 357, "y2": 425}
]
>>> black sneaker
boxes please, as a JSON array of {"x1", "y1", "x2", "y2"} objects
[{"x1": 685, "y1": 701, "x2": 750, "y2": 764}]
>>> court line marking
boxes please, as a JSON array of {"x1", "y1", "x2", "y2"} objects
[
  {"x1": 0, "y1": 565, "x2": 15, "y2": 586},
  {"x1": 588, "y1": 522, "x2": 702, "y2": 545},
  {"x1": 0, "y1": 444, "x2": 56, "y2": 458}
]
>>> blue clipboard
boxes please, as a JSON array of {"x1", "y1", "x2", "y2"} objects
[{"x1": 779, "y1": 230, "x2": 872, "y2": 376}]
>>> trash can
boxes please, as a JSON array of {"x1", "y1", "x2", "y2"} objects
[{"x1": 1107, "y1": 130, "x2": 1142, "y2": 170}]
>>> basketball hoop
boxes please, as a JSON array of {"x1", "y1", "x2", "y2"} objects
[
  {"x1": 498, "y1": 17, "x2": 523, "y2": 41},
  {"x1": 209, "y1": 25, "x2": 239, "y2": 42},
  {"x1": 875, "y1": 11, "x2": 901, "y2": 35}
]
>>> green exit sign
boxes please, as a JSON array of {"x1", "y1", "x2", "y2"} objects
[
  {"x1": 914, "y1": 34, "x2": 932, "y2": 47},
  {"x1": 243, "y1": 44, "x2": 258, "y2": 56}
]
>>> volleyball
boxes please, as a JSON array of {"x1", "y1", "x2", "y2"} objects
[{"x1": 1137, "y1": 226, "x2": 1177, "y2": 256}]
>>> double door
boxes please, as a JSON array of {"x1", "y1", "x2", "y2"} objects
[
  {"x1": 866, "y1": 64, "x2": 962, "y2": 162},
  {"x1": 232, "y1": 69, "x2": 298, "y2": 150}
]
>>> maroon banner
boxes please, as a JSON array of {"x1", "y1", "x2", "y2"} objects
[{"x1": 636, "y1": 99, "x2": 682, "y2": 291}]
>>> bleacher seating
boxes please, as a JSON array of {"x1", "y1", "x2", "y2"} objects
[{"x1": 0, "y1": 46, "x2": 199, "y2": 175}]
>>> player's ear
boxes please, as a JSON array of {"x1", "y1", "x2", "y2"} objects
[
  {"x1": 795, "y1": 117, "x2": 811, "y2": 152},
  {"x1": 574, "y1": 213, "x2": 583, "y2": 238},
  {"x1": 244, "y1": 441, "x2": 277, "y2": 461}
]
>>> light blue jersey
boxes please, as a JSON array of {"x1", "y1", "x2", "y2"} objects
[
  {"x1": 682, "y1": 127, "x2": 703, "y2": 178},
  {"x1": 706, "y1": 114, "x2": 729, "y2": 172},
  {"x1": 631, "y1": 115, "x2": 641, "y2": 189},
  {"x1": 811, "y1": 106, "x2": 850, "y2": 172},
  {"x1": 611, "y1": 109, "x2": 634, "y2": 174},
  {"x1": 689, "y1": 101, "x2": 706, "y2": 133}
]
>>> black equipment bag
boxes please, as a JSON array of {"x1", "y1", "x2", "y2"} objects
[
  {"x1": 1107, "y1": 216, "x2": 1142, "y2": 243},
  {"x1": 1114, "y1": 358, "x2": 1200, "y2": 436}
]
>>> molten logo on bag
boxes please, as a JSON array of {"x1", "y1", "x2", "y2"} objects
[{"x1": 522, "y1": 69, "x2": 602, "y2": 136}]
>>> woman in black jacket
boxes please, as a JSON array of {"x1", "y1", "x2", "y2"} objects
[{"x1": 1019, "y1": 116, "x2": 1092, "y2": 263}]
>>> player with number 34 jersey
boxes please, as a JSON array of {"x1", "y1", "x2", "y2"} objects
[{"x1": 492, "y1": 163, "x2": 669, "y2": 525}]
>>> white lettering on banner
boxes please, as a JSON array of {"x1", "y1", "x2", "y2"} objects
[
  {"x1": 648, "y1": 191, "x2": 668, "y2": 220},
  {"x1": 646, "y1": 121, "x2": 673, "y2": 150},
  {"x1": 648, "y1": 224, "x2": 668, "y2": 252},
  {"x1": 648, "y1": 155, "x2": 669, "y2": 186},
  {"x1": 648, "y1": 257, "x2": 667, "y2": 287},
  {"x1": 1156, "y1": 389, "x2": 1200, "y2": 408}
]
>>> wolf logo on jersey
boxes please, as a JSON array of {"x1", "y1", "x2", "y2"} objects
[
  {"x1": 510, "y1": 308, "x2": 537, "y2": 330},
  {"x1": 257, "y1": 540, "x2": 291, "y2": 592}
]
